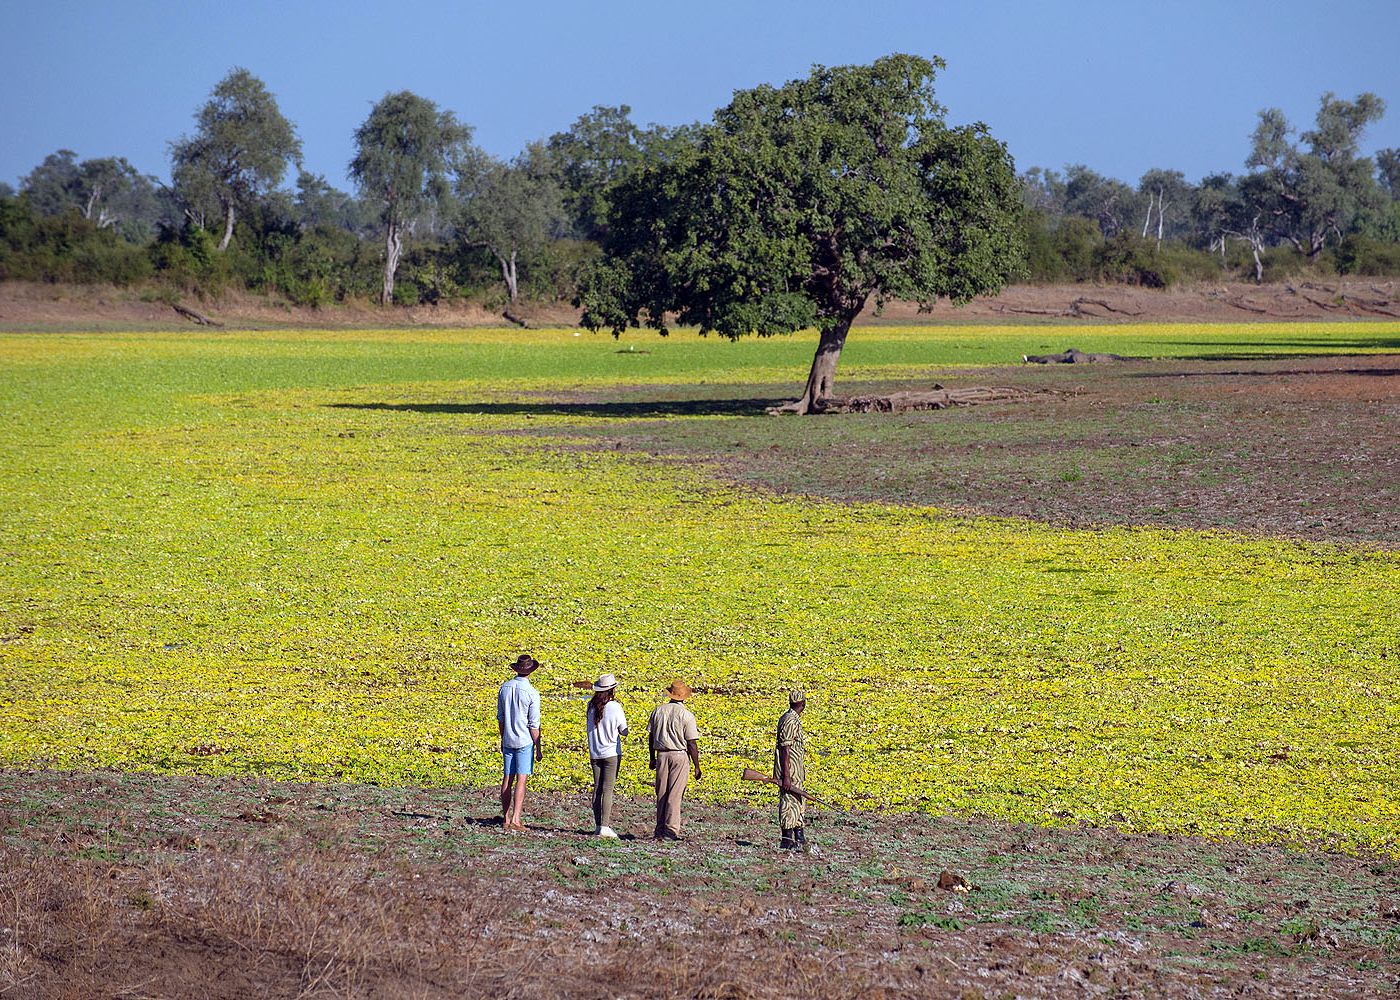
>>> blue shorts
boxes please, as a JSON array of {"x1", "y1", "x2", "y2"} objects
[{"x1": 503, "y1": 744, "x2": 534, "y2": 776}]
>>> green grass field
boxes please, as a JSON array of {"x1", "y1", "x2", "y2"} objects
[{"x1": 2, "y1": 323, "x2": 1398, "y2": 851}]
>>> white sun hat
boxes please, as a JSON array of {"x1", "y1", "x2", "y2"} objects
[{"x1": 592, "y1": 673, "x2": 618, "y2": 692}]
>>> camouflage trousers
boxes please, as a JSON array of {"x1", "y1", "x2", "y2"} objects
[{"x1": 779, "y1": 788, "x2": 805, "y2": 829}]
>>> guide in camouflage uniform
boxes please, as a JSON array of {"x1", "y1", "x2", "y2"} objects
[{"x1": 775, "y1": 687, "x2": 807, "y2": 850}]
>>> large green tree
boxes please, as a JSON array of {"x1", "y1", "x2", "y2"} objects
[
  {"x1": 349, "y1": 91, "x2": 474, "y2": 305},
  {"x1": 578, "y1": 54, "x2": 1024, "y2": 414},
  {"x1": 169, "y1": 68, "x2": 302, "y2": 251}
]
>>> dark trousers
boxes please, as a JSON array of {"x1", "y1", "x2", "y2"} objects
[{"x1": 590, "y1": 755, "x2": 619, "y2": 830}]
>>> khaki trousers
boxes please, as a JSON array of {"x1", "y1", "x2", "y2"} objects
[{"x1": 653, "y1": 750, "x2": 689, "y2": 837}]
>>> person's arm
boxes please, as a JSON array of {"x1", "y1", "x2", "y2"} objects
[
  {"x1": 780, "y1": 744, "x2": 795, "y2": 793},
  {"x1": 647, "y1": 712, "x2": 658, "y2": 769},
  {"x1": 686, "y1": 739, "x2": 701, "y2": 781},
  {"x1": 530, "y1": 688, "x2": 542, "y2": 761}
]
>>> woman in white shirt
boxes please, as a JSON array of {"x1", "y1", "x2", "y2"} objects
[{"x1": 585, "y1": 674, "x2": 628, "y2": 838}]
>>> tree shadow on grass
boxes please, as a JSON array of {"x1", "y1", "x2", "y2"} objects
[
  {"x1": 1148, "y1": 336, "x2": 1400, "y2": 360},
  {"x1": 1128, "y1": 367, "x2": 1400, "y2": 379},
  {"x1": 328, "y1": 398, "x2": 789, "y2": 418}
]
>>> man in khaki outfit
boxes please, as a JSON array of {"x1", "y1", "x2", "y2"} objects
[{"x1": 648, "y1": 680, "x2": 701, "y2": 840}]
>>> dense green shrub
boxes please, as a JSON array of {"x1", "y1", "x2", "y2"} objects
[
  {"x1": 525, "y1": 238, "x2": 602, "y2": 301},
  {"x1": 1334, "y1": 234, "x2": 1400, "y2": 276},
  {"x1": 1092, "y1": 234, "x2": 1178, "y2": 287},
  {"x1": 0, "y1": 198, "x2": 152, "y2": 285},
  {"x1": 391, "y1": 279, "x2": 421, "y2": 306},
  {"x1": 1259, "y1": 246, "x2": 1337, "y2": 282}
]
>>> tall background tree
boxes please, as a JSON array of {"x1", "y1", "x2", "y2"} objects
[
  {"x1": 19, "y1": 150, "x2": 166, "y2": 240},
  {"x1": 459, "y1": 144, "x2": 565, "y2": 304},
  {"x1": 1136, "y1": 168, "x2": 1192, "y2": 248},
  {"x1": 1244, "y1": 92, "x2": 1387, "y2": 257},
  {"x1": 349, "y1": 91, "x2": 474, "y2": 305},
  {"x1": 579, "y1": 54, "x2": 1024, "y2": 414},
  {"x1": 169, "y1": 68, "x2": 302, "y2": 250}
]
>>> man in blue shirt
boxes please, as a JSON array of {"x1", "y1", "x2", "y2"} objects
[{"x1": 497, "y1": 654, "x2": 543, "y2": 832}]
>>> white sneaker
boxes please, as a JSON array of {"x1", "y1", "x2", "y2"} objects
[{"x1": 598, "y1": 826, "x2": 619, "y2": 839}]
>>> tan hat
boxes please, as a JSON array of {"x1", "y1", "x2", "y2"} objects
[
  {"x1": 789, "y1": 687, "x2": 806, "y2": 705},
  {"x1": 511, "y1": 654, "x2": 541, "y2": 675},
  {"x1": 666, "y1": 680, "x2": 693, "y2": 701},
  {"x1": 592, "y1": 673, "x2": 618, "y2": 692}
]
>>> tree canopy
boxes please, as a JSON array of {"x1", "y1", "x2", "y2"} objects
[
  {"x1": 169, "y1": 68, "x2": 301, "y2": 251},
  {"x1": 578, "y1": 53, "x2": 1025, "y2": 413}
]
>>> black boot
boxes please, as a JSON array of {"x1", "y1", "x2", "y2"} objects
[
  {"x1": 780, "y1": 827, "x2": 797, "y2": 850},
  {"x1": 796, "y1": 826, "x2": 807, "y2": 847}
]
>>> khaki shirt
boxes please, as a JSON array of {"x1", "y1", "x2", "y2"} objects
[{"x1": 648, "y1": 701, "x2": 699, "y2": 751}]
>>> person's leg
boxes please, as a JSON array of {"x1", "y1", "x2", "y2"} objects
[
  {"x1": 510, "y1": 773, "x2": 529, "y2": 827},
  {"x1": 590, "y1": 758, "x2": 605, "y2": 832},
  {"x1": 663, "y1": 754, "x2": 688, "y2": 837},
  {"x1": 499, "y1": 768, "x2": 515, "y2": 824},
  {"x1": 778, "y1": 790, "x2": 804, "y2": 845},
  {"x1": 653, "y1": 754, "x2": 668, "y2": 838},
  {"x1": 597, "y1": 756, "x2": 618, "y2": 832}
]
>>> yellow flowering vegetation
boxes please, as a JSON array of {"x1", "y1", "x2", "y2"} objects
[{"x1": 1, "y1": 324, "x2": 1397, "y2": 851}]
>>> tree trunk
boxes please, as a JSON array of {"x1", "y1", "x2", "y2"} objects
[
  {"x1": 381, "y1": 220, "x2": 403, "y2": 306},
  {"x1": 775, "y1": 315, "x2": 856, "y2": 415},
  {"x1": 499, "y1": 250, "x2": 518, "y2": 303},
  {"x1": 218, "y1": 201, "x2": 235, "y2": 251}
]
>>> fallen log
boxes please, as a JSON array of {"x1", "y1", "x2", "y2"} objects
[
  {"x1": 172, "y1": 303, "x2": 221, "y2": 326},
  {"x1": 992, "y1": 304, "x2": 1065, "y2": 317},
  {"x1": 803, "y1": 385, "x2": 1047, "y2": 414},
  {"x1": 502, "y1": 309, "x2": 530, "y2": 328},
  {"x1": 1068, "y1": 297, "x2": 1143, "y2": 317},
  {"x1": 1222, "y1": 298, "x2": 1269, "y2": 315},
  {"x1": 1023, "y1": 347, "x2": 1126, "y2": 364}
]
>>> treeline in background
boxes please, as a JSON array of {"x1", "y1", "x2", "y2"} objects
[{"x1": 2, "y1": 67, "x2": 1398, "y2": 308}]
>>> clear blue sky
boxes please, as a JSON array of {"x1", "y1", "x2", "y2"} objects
[{"x1": 3, "y1": 0, "x2": 1397, "y2": 191}]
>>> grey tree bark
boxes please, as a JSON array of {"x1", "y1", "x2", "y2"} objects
[
  {"x1": 776, "y1": 315, "x2": 856, "y2": 414},
  {"x1": 218, "y1": 201, "x2": 236, "y2": 251},
  {"x1": 381, "y1": 221, "x2": 404, "y2": 305},
  {"x1": 498, "y1": 249, "x2": 519, "y2": 303}
]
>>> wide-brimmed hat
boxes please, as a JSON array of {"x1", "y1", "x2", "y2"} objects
[
  {"x1": 511, "y1": 654, "x2": 541, "y2": 675},
  {"x1": 666, "y1": 680, "x2": 693, "y2": 701},
  {"x1": 592, "y1": 673, "x2": 618, "y2": 693}
]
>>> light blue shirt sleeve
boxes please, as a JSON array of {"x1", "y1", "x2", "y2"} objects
[
  {"x1": 528, "y1": 684, "x2": 540, "y2": 729},
  {"x1": 497, "y1": 683, "x2": 507, "y2": 723}
]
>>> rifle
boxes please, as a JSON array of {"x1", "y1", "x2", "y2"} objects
[{"x1": 741, "y1": 767, "x2": 838, "y2": 809}]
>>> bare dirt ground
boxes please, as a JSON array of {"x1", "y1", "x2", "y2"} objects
[
  {"x1": 2, "y1": 279, "x2": 1398, "y2": 331},
  {"x1": 0, "y1": 282, "x2": 582, "y2": 332},
  {"x1": 3, "y1": 770, "x2": 1398, "y2": 999},
  {"x1": 523, "y1": 354, "x2": 1400, "y2": 548}
]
